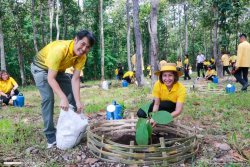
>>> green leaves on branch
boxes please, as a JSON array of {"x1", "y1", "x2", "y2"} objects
[
  {"x1": 152, "y1": 111, "x2": 174, "y2": 124},
  {"x1": 135, "y1": 120, "x2": 148, "y2": 145},
  {"x1": 140, "y1": 102, "x2": 152, "y2": 117}
]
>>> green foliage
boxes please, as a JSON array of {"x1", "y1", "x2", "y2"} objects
[{"x1": 152, "y1": 111, "x2": 173, "y2": 124}]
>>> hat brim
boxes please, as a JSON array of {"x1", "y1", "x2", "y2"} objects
[{"x1": 154, "y1": 70, "x2": 184, "y2": 77}]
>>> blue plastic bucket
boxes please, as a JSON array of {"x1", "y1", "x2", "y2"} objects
[
  {"x1": 213, "y1": 76, "x2": 218, "y2": 83},
  {"x1": 122, "y1": 81, "x2": 128, "y2": 87},
  {"x1": 14, "y1": 93, "x2": 25, "y2": 107},
  {"x1": 226, "y1": 84, "x2": 235, "y2": 94},
  {"x1": 106, "y1": 101, "x2": 123, "y2": 120}
]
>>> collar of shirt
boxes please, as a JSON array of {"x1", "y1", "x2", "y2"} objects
[{"x1": 162, "y1": 82, "x2": 178, "y2": 92}]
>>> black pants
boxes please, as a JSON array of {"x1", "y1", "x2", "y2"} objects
[
  {"x1": 118, "y1": 72, "x2": 123, "y2": 80},
  {"x1": 207, "y1": 75, "x2": 215, "y2": 81},
  {"x1": 80, "y1": 76, "x2": 84, "y2": 83},
  {"x1": 223, "y1": 66, "x2": 230, "y2": 76},
  {"x1": 233, "y1": 67, "x2": 249, "y2": 86},
  {"x1": 231, "y1": 62, "x2": 236, "y2": 68},
  {"x1": 197, "y1": 63, "x2": 205, "y2": 77},
  {"x1": 66, "y1": 73, "x2": 73, "y2": 79},
  {"x1": 0, "y1": 89, "x2": 19, "y2": 105},
  {"x1": 204, "y1": 65, "x2": 208, "y2": 71},
  {"x1": 184, "y1": 66, "x2": 191, "y2": 80},
  {"x1": 123, "y1": 76, "x2": 131, "y2": 84},
  {"x1": 137, "y1": 100, "x2": 176, "y2": 118}
]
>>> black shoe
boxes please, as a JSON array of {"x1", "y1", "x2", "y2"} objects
[
  {"x1": 46, "y1": 133, "x2": 56, "y2": 148},
  {"x1": 242, "y1": 83, "x2": 249, "y2": 90},
  {"x1": 188, "y1": 78, "x2": 191, "y2": 80}
]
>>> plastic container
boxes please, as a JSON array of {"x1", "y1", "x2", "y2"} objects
[
  {"x1": 106, "y1": 101, "x2": 122, "y2": 120},
  {"x1": 13, "y1": 93, "x2": 25, "y2": 107},
  {"x1": 122, "y1": 81, "x2": 128, "y2": 87},
  {"x1": 207, "y1": 83, "x2": 217, "y2": 89},
  {"x1": 213, "y1": 76, "x2": 218, "y2": 83},
  {"x1": 102, "y1": 81, "x2": 109, "y2": 90},
  {"x1": 226, "y1": 83, "x2": 235, "y2": 94}
]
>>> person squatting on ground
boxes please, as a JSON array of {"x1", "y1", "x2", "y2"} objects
[
  {"x1": 233, "y1": 34, "x2": 250, "y2": 91},
  {"x1": 123, "y1": 71, "x2": 136, "y2": 84},
  {"x1": 31, "y1": 30, "x2": 95, "y2": 148},
  {"x1": 221, "y1": 51, "x2": 231, "y2": 76},
  {"x1": 137, "y1": 63, "x2": 186, "y2": 127},
  {"x1": 196, "y1": 51, "x2": 205, "y2": 77},
  {"x1": 176, "y1": 58, "x2": 182, "y2": 71},
  {"x1": 65, "y1": 66, "x2": 84, "y2": 83},
  {"x1": 204, "y1": 65, "x2": 216, "y2": 81},
  {"x1": 0, "y1": 70, "x2": 19, "y2": 105},
  {"x1": 159, "y1": 58, "x2": 167, "y2": 69},
  {"x1": 184, "y1": 55, "x2": 191, "y2": 80}
]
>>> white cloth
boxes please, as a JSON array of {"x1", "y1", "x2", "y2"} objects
[{"x1": 196, "y1": 54, "x2": 205, "y2": 63}]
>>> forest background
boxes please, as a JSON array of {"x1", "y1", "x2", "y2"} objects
[{"x1": 0, "y1": 0, "x2": 250, "y2": 86}]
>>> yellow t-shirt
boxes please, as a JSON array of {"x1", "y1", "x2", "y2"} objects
[
  {"x1": 132, "y1": 54, "x2": 144, "y2": 71},
  {"x1": 147, "y1": 66, "x2": 151, "y2": 71},
  {"x1": 211, "y1": 58, "x2": 215, "y2": 63},
  {"x1": 149, "y1": 70, "x2": 151, "y2": 76},
  {"x1": 160, "y1": 60, "x2": 167, "y2": 67},
  {"x1": 123, "y1": 71, "x2": 134, "y2": 78},
  {"x1": 206, "y1": 70, "x2": 215, "y2": 76},
  {"x1": 184, "y1": 58, "x2": 189, "y2": 65},
  {"x1": 0, "y1": 77, "x2": 17, "y2": 94},
  {"x1": 115, "y1": 68, "x2": 118, "y2": 75},
  {"x1": 152, "y1": 81, "x2": 186, "y2": 103},
  {"x1": 33, "y1": 40, "x2": 86, "y2": 72},
  {"x1": 221, "y1": 54, "x2": 229, "y2": 66},
  {"x1": 204, "y1": 61, "x2": 211, "y2": 66},
  {"x1": 176, "y1": 61, "x2": 182, "y2": 68},
  {"x1": 230, "y1": 55, "x2": 237, "y2": 63}
]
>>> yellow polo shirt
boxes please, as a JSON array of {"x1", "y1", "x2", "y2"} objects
[
  {"x1": 33, "y1": 40, "x2": 86, "y2": 72},
  {"x1": 147, "y1": 66, "x2": 151, "y2": 71},
  {"x1": 211, "y1": 58, "x2": 215, "y2": 63},
  {"x1": 176, "y1": 61, "x2": 182, "y2": 68},
  {"x1": 204, "y1": 61, "x2": 211, "y2": 66},
  {"x1": 115, "y1": 68, "x2": 118, "y2": 75},
  {"x1": 132, "y1": 54, "x2": 144, "y2": 71},
  {"x1": 221, "y1": 54, "x2": 229, "y2": 66},
  {"x1": 0, "y1": 77, "x2": 17, "y2": 94},
  {"x1": 152, "y1": 81, "x2": 186, "y2": 103},
  {"x1": 123, "y1": 71, "x2": 134, "y2": 78},
  {"x1": 236, "y1": 41, "x2": 250, "y2": 67},
  {"x1": 160, "y1": 60, "x2": 167, "y2": 67},
  {"x1": 206, "y1": 70, "x2": 215, "y2": 76},
  {"x1": 230, "y1": 55, "x2": 237, "y2": 63},
  {"x1": 184, "y1": 58, "x2": 189, "y2": 65}
]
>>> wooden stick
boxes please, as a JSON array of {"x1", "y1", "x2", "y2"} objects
[
  {"x1": 160, "y1": 137, "x2": 168, "y2": 166},
  {"x1": 129, "y1": 141, "x2": 134, "y2": 160},
  {"x1": 99, "y1": 134, "x2": 104, "y2": 157}
]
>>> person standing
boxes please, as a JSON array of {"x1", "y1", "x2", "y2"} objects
[
  {"x1": 221, "y1": 51, "x2": 230, "y2": 76},
  {"x1": 115, "y1": 67, "x2": 119, "y2": 80},
  {"x1": 31, "y1": 30, "x2": 95, "y2": 148},
  {"x1": 233, "y1": 34, "x2": 250, "y2": 91},
  {"x1": 196, "y1": 51, "x2": 205, "y2": 77},
  {"x1": 184, "y1": 55, "x2": 191, "y2": 80},
  {"x1": 146, "y1": 64, "x2": 151, "y2": 78},
  {"x1": 176, "y1": 58, "x2": 182, "y2": 71},
  {"x1": 117, "y1": 62, "x2": 124, "y2": 80},
  {"x1": 230, "y1": 52, "x2": 237, "y2": 68}
]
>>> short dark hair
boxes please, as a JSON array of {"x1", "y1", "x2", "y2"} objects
[
  {"x1": 178, "y1": 58, "x2": 181, "y2": 61},
  {"x1": 240, "y1": 34, "x2": 247, "y2": 39},
  {"x1": 221, "y1": 51, "x2": 226, "y2": 54},
  {"x1": 159, "y1": 71, "x2": 179, "y2": 85},
  {"x1": 161, "y1": 57, "x2": 165, "y2": 60},
  {"x1": 227, "y1": 52, "x2": 230, "y2": 54},
  {"x1": 76, "y1": 30, "x2": 95, "y2": 47},
  {"x1": 0, "y1": 70, "x2": 10, "y2": 80},
  {"x1": 185, "y1": 54, "x2": 188, "y2": 58}
]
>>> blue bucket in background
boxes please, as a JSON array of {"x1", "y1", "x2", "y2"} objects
[
  {"x1": 13, "y1": 93, "x2": 25, "y2": 107},
  {"x1": 122, "y1": 81, "x2": 128, "y2": 87},
  {"x1": 213, "y1": 76, "x2": 218, "y2": 83},
  {"x1": 106, "y1": 101, "x2": 123, "y2": 120},
  {"x1": 226, "y1": 84, "x2": 235, "y2": 94}
]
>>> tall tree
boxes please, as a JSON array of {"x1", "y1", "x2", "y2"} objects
[
  {"x1": 178, "y1": 4, "x2": 182, "y2": 61},
  {"x1": 0, "y1": 15, "x2": 6, "y2": 70},
  {"x1": 148, "y1": 0, "x2": 159, "y2": 90},
  {"x1": 61, "y1": 0, "x2": 66, "y2": 40},
  {"x1": 100, "y1": 0, "x2": 104, "y2": 81},
  {"x1": 56, "y1": 0, "x2": 60, "y2": 40},
  {"x1": 210, "y1": 8, "x2": 213, "y2": 58},
  {"x1": 132, "y1": 0, "x2": 145, "y2": 87},
  {"x1": 31, "y1": 0, "x2": 38, "y2": 53},
  {"x1": 48, "y1": 0, "x2": 54, "y2": 42},
  {"x1": 40, "y1": 0, "x2": 45, "y2": 47},
  {"x1": 184, "y1": 1, "x2": 188, "y2": 55},
  {"x1": 126, "y1": 0, "x2": 132, "y2": 71}
]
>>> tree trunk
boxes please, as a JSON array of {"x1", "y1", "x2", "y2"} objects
[
  {"x1": 100, "y1": 0, "x2": 105, "y2": 82},
  {"x1": 132, "y1": 0, "x2": 145, "y2": 87},
  {"x1": 192, "y1": 16, "x2": 195, "y2": 70},
  {"x1": 48, "y1": 0, "x2": 54, "y2": 43},
  {"x1": 210, "y1": 9, "x2": 213, "y2": 59},
  {"x1": 173, "y1": 6, "x2": 178, "y2": 59},
  {"x1": 40, "y1": 0, "x2": 45, "y2": 47},
  {"x1": 178, "y1": 5, "x2": 182, "y2": 61},
  {"x1": 148, "y1": 0, "x2": 159, "y2": 90},
  {"x1": 213, "y1": 4, "x2": 223, "y2": 77},
  {"x1": 235, "y1": 15, "x2": 238, "y2": 50},
  {"x1": 126, "y1": 0, "x2": 132, "y2": 71},
  {"x1": 204, "y1": 30, "x2": 206, "y2": 57},
  {"x1": 56, "y1": 0, "x2": 60, "y2": 40},
  {"x1": 184, "y1": 1, "x2": 188, "y2": 55},
  {"x1": 0, "y1": 16, "x2": 6, "y2": 70},
  {"x1": 32, "y1": 0, "x2": 38, "y2": 53},
  {"x1": 61, "y1": 1, "x2": 66, "y2": 40}
]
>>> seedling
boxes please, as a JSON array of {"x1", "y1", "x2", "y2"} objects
[{"x1": 135, "y1": 102, "x2": 174, "y2": 145}]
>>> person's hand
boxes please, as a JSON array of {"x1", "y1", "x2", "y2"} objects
[
  {"x1": 10, "y1": 90, "x2": 14, "y2": 97},
  {"x1": 235, "y1": 66, "x2": 239, "y2": 70},
  {"x1": 60, "y1": 97, "x2": 69, "y2": 111},
  {"x1": 5, "y1": 94, "x2": 10, "y2": 98},
  {"x1": 150, "y1": 118, "x2": 157, "y2": 127},
  {"x1": 76, "y1": 101, "x2": 84, "y2": 114}
]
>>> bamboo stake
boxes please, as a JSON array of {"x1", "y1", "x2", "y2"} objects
[
  {"x1": 160, "y1": 137, "x2": 168, "y2": 166},
  {"x1": 99, "y1": 134, "x2": 104, "y2": 157},
  {"x1": 129, "y1": 141, "x2": 134, "y2": 160}
]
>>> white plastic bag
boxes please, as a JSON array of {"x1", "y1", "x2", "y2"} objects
[
  {"x1": 189, "y1": 70, "x2": 192, "y2": 74},
  {"x1": 102, "y1": 81, "x2": 109, "y2": 90},
  {"x1": 56, "y1": 104, "x2": 88, "y2": 150}
]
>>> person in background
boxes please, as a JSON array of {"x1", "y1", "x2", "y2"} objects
[
  {"x1": 168, "y1": 60, "x2": 171, "y2": 63},
  {"x1": 160, "y1": 58, "x2": 167, "y2": 67},
  {"x1": 146, "y1": 64, "x2": 151, "y2": 78},
  {"x1": 184, "y1": 55, "x2": 191, "y2": 80},
  {"x1": 117, "y1": 62, "x2": 124, "y2": 80},
  {"x1": 233, "y1": 34, "x2": 250, "y2": 91},
  {"x1": 123, "y1": 71, "x2": 136, "y2": 84},
  {"x1": 66, "y1": 66, "x2": 84, "y2": 83},
  {"x1": 176, "y1": 58, "x2": 182, "y2": 71},
  {"x1": 210, "y1": 56, "x2": 216, "y2": 71},
  {"x1": 196, "y1": 51, "x2": 205, "y2": 77},
  {"x1": 204, "y1": 65, "x2": 216, "y2": 81},
  {"x1": 221, "y1": 51, "x2": 230, "y2": 76},
  {"x1": 203, "y1": 59, "x2": 211, "y2": 71},
  {"x1": 80, "y1": 70, "x2": 84, "y2": 84},
  {"x1": 0, "y1": 70, "x2": 19, "y2": 105},
  {"x1": 115, "y1": 67, "x2": 119, "y2": 80},
  {"x1": 137, "y1": 63, "x2": 186, "y2": 127},
  {"x1": 230, "y1": 52, "x2": 237, "y2": 68}
]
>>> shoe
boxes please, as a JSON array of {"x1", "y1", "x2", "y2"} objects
[
  {"x1": 46, "y1": 133, "x2": 56, "y2": 148},
  {"x1": 241, "y1": 83, "x2": 249, "y2": 90},
  {"x1": 188, "y1": 78, "x2": 191, "y2": 80}
]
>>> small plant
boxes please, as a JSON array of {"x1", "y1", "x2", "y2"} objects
[{"x1": 135, "y1": 102, "x2": 174, "y2": 145}]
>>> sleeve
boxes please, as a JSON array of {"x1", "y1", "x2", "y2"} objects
[
  {"x1": 45, "y1": 45, "x2": 67, "y2": 71},
  {"x1": 177, "y1": 86, "x2": 186, "y2": 103},
  {"x1": 152, "y1": 81, "x2": 161, "y2": 98},
  {"x1": 0, "y1": 83, "x2": 2, "y2": 92},
  {"x1": 221, "y1": 55, "x2": 224, "y2": 62},
  {"x1": 10, "y1": 77, "x2": 17, "y2": 85},
  {"x1": 236, "y1": 45, "x2": 242, "y2": 67},
  {"x1": 74, "y1": 54, "x2": 86, "y2": 71}
]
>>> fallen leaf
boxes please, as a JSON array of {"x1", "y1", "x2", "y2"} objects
[
  {"x1": 129, "y1": 164, "x2": 138, "y2": 167},
  {"x1": 99, "y1": 92, "x2": 103, "y2": 95},
  {"x1": 193, "y1": 102, "x2": 200, "y2": 105},
  {"x1": 242, "y1": 150, "x2": 250, "y2": 160},
  {"x1": 86, "y1": 114, "x2": 92, "y2": 118},
  {"x1": 3, "y1": 156, "x2": 16, "y2": 161},
  {"x1": 233, "y1": 151, "x2": 247, "y2": 162},
  {"x1": 85, "y1": 158, "x2": 98, "y2": 164},
  {"x1": 97, "y1": 109, "x2": 106, "y2": 116}
]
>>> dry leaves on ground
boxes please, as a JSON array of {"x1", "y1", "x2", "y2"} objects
[
  {"x1": 85, "y1": 158, "x2": 99, "y2": 164},
  {"x1": 233, "y1": 151, "x2": 247, "y2": 162}
]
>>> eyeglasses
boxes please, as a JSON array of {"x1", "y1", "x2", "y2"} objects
[{"x1": 2, "y1": 74, "x2": 8, "y2": 76}]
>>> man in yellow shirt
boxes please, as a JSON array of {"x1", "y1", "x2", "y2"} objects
[
  {"x1": 221, "y1": 51, "x2": 230, "y2": 76},
  {"x1": 123, "y1": 71, "x2": 136, "y2": 84},
  {"x1": 233, "y1": 34, "x2": 250, "y2": 91},
  {"x1": 230, "y1": 53, "x2": 237, "y2": 68},
  {"x1": 31, "y1": 30, "x2": 95, "y2": 148}
]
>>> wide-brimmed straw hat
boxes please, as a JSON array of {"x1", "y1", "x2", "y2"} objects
[{"x1": 154, "y1": 63, "x2": 184, "y2": 77}]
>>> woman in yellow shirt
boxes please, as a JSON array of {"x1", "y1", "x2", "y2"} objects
[
  {"x1": 137, "y1": 63, "x2": 186, "y2": 127},
  {"x1": 204, "y1": 65, "x2": 216, "y2": 81},
  {"x1": 184, "y1": 54, "x2": 191, "y2": 80},
  {"x1": 0, "y1": 70, "x2": 19, "y2": 105},
  {"x1": 115, "y1": 67, "x2": 119, "y2": 80},
  {"x1": 176, "y1": 58, "x2": 182, "y2": 71}
]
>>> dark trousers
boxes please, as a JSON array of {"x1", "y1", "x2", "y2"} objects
[
  {"x1": 137, "y1": 100, "x2": 176, "y2": 118},
  {"x1": 223, "y1": 66, "x2": 230, "y2": 76},
  {"x1": 118, "y1": 72, "x2": 123, "y2": 80},
  {"x1": 197, "y1": 63, "x2": 205, "y2": 77},
  {"x1": 123, "y1": 76, "x2": 131, "y2": 84},
  {"x1": 80, "y1": 76, "x2": 84, "y2": 83},
  {"x1": 184, "y1": 68, "x2": 191, "y2": 80},
  {"x1": 0, "y1": 89, "x2": 19, "y2": 105},
  {"x1": 231, "y1": 62, "x2": 236, "y2": 68},
  {"x1": 233, "y1": 67, "x2": 249, "y2": 86},
  {"x1": 207, "y1": 75, "x2": 215, "y2": 81}
]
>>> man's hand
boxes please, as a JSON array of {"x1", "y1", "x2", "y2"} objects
[
  {"x1": 76, "y1": 101, "x2": 84, "y2": 114},
  {"x1": 235, "y1": 66, "x2": 239, "y2": 70},
  {"x1": 60, "y1": 97, "x2": 69, "y2": 111}
]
